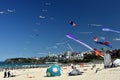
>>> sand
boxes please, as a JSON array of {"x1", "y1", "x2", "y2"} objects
[{"x1": 0, "y1": 63, "x2": 120, "y2": 80}]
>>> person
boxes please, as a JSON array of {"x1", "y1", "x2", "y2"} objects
[
  {"x1": 95, "y1": 68, "x2": 101, "y2": 73},
  {"x1": 4, "y1": 71, "x2": 7, "y2": 78},
  {"x1": 102, "y1": 49, "x2": 111, "y2": 68},
  {"x1": 110, "y1": 61, "x2": 115, "y2": 68},
  {"x1": 91, "y1": 64, "x2": 96, "y2": 70},
  {"x1": 95, "y1": 68, "x2": 99, "y2": 73},
  {"x1": 71, "y1": 64, "x2": 76, "y2": 69},
  {"x1": 8, "y1": 71, "x2": 11, "y2": 77}
]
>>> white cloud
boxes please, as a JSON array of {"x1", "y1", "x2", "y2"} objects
[
  {"x1": 0, "y1": 9, "x2": 15, "y2": 15},
  {"x1": 79, "y1": 32, "x2": 93, "y2": 34},
  {"x1": 52, "y1": 46, "x2": 57, "y2": 49},
  {"x1": 46, "y1": 46, "x2": 58, "y2": 50},
  {"x1": 45, "y1": 2, "x2": 51, "y2": 6},
  {"x1": 41, "y1": 9, "x2": 48, "y2": 12},
  {"x1": 88, "y1": 24, "x2": 103, "y2": 27},
  {"x1": 0, "y1": 11, "x2": 5, "y2": 14},
  {"x1": 39, "y1": 16, "x2": 45, "y2": 19},
  {"x1": 50, "y1": 17, "x2": 54, "y2": 20},
  {"x1": 7, "y1": 9, "x2": 15, "y2": 13},
  {"x1": 35, "y1": 22, "x2": 40, "y2": 25},
  {"x1": 113, "y1": 38, "x2": 120, "y2": 41},
  {"x1": 56, "y1": 42, "x2": 65, "y2": 45},
  {"x1": 23, "y1": 48, "x2": 27, "y2": 50},
  {"x1": 100, "y1": 36, "x2": 105, "y2": 40},
  {"x1": 37, "y1": 52, "x2": 48, "y2": 54}
]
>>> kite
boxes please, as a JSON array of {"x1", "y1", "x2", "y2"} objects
[
  {"x1": 102, "y1": 28, "x2": 120, "y2": 33},
  {"x1": 66, "y1": 34, "x2": 105, "y2": 58},
  {"x1": 94, "y1": 48, "x2": 104, "y2": 57},
  {"x1": 66, "y1": 34, "x2": 93, "y2": 50},
  {"x1": 94, "y1": 37, "x2": 112, "y2": 48},
  {"x1": 69, "y1": 21, "x2": 77, "y2": 27}
]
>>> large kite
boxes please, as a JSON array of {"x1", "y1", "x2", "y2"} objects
[{"x1": 94, "y1": 37, "x2": 112, "y2": 48}]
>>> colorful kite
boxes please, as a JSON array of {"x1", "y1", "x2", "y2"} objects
[
  {"x1": 69, "y1": 21, "x2": 77, "y2": 27},
  {"x1": 94, "y1": 37, "x2": 112, "y2": 48},
  {"x1": 66, "y1": 34, "x2": 105, "y2": 58},
  {"x1": 66, "y1": 34, "x2": 93, "y2": 50},
  {"x1": 94, "y1": 48, "x2": 104, "y2": 57}
]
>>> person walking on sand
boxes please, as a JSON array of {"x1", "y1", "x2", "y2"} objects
[
  {"x1": 4, "y1": 71, "x2": 7, "y2": 78},
  {"x1": 8, "y1": 71, "x2": 11, "y2": 77}
]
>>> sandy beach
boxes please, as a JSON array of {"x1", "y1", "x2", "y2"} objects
[{"x1": 0, "y1": 63, "x2": 120, "y2": 80}]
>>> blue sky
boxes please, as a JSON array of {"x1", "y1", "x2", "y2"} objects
[{"x1": 0, "y1": 0, "x2": 120, "y2": 61}]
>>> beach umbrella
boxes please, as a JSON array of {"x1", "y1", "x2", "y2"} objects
[{"x1": 46, "y1": 64, "x2": 61, "y2": 77}]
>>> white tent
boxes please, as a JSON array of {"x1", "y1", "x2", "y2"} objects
[{"x1": 113, "y1": 59, "x2": 120, "y2": 66}]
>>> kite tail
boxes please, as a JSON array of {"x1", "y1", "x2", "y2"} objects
[
  {"x1": 110, "y1": 30, "x2": 120, "y2": 33},
  {"x1": 66, "y1": 34, "x2": 94, "y2": 51}
]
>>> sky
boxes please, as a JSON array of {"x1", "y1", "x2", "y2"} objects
[{"x1": 0, "y1": 0, "x2": 120, "y2": 61}]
